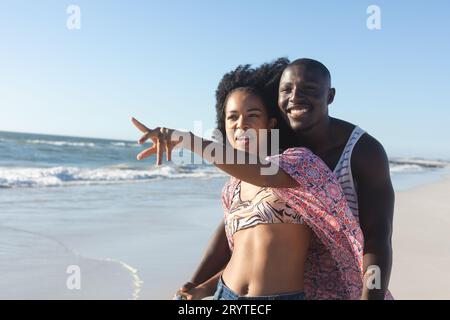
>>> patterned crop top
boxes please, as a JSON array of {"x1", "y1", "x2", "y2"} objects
[{"x1": 224, "y1": 181, "x2": 306, "y2": 250}]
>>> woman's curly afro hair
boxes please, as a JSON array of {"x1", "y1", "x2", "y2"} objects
[{"x1": 214, "y1": 57, "x2": 296, "y2": 150}]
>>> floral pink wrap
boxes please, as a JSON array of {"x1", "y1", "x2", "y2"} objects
[{"x1": 222, "y1": 147, "x2": 366, "y2": 299}]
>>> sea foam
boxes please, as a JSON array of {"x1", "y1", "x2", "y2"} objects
[{"x1": 0, "y1": 164, "x2": 224, "y2": 188}]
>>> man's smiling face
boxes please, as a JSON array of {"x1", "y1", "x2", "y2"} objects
[{"x1": 278, "y1": 62, "x2": 335, "y2": 133}]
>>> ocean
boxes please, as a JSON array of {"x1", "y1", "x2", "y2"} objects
[{"x1": 1, "y1": 130, "x2": 449, "y2": 299}]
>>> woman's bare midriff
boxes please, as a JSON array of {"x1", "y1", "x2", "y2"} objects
[{"x1": 221, "y1": 223, "x2": 311, "y2": 296}]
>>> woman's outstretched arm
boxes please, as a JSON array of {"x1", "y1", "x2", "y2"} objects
[{"x1": 131, "y1": 117, "x2": 298, "y2": 188}]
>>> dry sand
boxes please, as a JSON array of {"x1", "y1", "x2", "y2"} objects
[{"x1": 390, "y1": 175, "x2": 450, "y2": 299}]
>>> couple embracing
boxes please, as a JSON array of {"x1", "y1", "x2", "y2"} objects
[{"x1": 131, "y1": 58, "x2": 394, "y2": 300}]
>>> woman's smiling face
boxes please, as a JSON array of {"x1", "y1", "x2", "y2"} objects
[{"x1": 224, "y1": 89, "x2": 276, "y2": 154}]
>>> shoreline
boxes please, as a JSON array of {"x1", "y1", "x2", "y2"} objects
[{"x1": 389, "y1": 173, "x2": 450, "y2": 299}]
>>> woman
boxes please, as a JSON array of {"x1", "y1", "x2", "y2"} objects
[{"x1": 132, "y1": 59, "x2": 364, "y2": 300}]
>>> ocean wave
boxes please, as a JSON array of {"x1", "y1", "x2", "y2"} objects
[
  {"x1": 389, "y1": 158, "x2": 449, "y2": 173},
  {"x1": 0, "y1": 164, "x2": 224, "y2": 188},
  {"x1": 389, "y1": 164, "x2": 424, "y2": 173},
  {"x1": 110, "y1": 142, "x2": 138, "y2": 147},
  {"x1": 25, "y1": 140, "x2": 97, "y2": 148},
  {"x1": 110, "y1": 142, "x2": 126, "y2": 146},
  {"x1": 23, "y1": 139, "x2": 138, "y2": 148}
]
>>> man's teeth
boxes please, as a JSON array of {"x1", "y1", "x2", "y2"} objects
[{"x1": 289, "y1": 108, "x2": 309, "y2": 116}]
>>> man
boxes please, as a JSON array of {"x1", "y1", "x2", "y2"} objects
[{"x1": 177, "y1": 58, "x2": 394, "y2": 300}]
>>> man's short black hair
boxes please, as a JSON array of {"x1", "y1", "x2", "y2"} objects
[{"x1": 289, "y1": 58, "x2": 332, "y2": 86}]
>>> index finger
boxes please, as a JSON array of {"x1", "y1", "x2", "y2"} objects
[{"x1": 131, "y1": 117, "x2": 151, "y2": 133}]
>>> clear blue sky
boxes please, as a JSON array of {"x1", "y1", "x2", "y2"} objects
[{"x1": 1, "y1": 0, "x2": 449, "y2": 158}]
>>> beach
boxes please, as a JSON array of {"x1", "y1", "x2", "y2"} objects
[
  {"x1": 1, "y1": 131, "x2": 449, "y2": 299},
  {"x1": 390, "y1": 175, "x2": 450, "y2": 299},
  {"x1": 0, "y1": 177, "x2": 227, "y2": 300}
]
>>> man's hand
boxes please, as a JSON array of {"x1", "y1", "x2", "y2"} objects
[
  {"x1": 179, "y1": 281, "x2": 196, "y2": 293},
  {"x1": 173, "y1": 283, "x2": 211, "y2": 300}
]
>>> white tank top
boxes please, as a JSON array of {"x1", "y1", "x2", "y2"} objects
[{"x1": 332, "y1": 126, "x2": 365, "y2": 221}]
